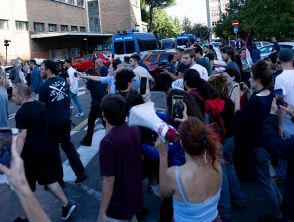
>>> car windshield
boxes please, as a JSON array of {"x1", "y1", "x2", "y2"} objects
[
  {"x1": 177, "y1": 38, "x2": 188, "y2": 46},
  {"x1": 137, "y1": 40, "x2": 158, "y2": 52},
  {"x1": 114, "y1": 42, "x2": 125, "y2": 55}
]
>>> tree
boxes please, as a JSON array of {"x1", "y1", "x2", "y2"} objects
[
  {"x1": 152, "y1": 8, "x2": 182, "y2": 38},
  {"x1": 141, "y1": 0, "x2": 176, "y2": 31},
  {"x1": 191, "y1": 24, "x2": 211, "y2": 40},
  {"x1": 182, "y1": 16, "x2": 192, "y2": 33},
  {"x1": 213, "y1": 0, "x2": 294, "y2": 41}
]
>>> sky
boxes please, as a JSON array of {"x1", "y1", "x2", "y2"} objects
[{"x1": 166, "y1": 0, "x2": 208, "y2": 25}]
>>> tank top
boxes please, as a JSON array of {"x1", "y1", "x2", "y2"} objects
[{"x1": 173, "y1": 166, "x2": 221, "y2": 222}]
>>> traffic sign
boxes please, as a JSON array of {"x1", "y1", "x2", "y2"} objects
[
  {"x1": 234, "y1": 27, "x2": 239, "y2": 34},
  {"x1": 232, "y1": 20, "x2": 239, "y2": 26}
]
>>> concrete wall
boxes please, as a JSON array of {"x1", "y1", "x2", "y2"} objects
[{"x1": 0, "y1": 0, "x2": 88, "y2": 63}]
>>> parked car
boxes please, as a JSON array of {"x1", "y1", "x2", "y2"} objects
[
  {"x1": 143, "y1": 50, "x2": 175, "y2": 91},
  {"x1": 255, "y1": 41, "x2": 271, "y2": 49},
  {"x1": 72, "y1": 53, "x2": 110, "y2": 71},
  {"x1": 160, "y1": 38, "x2": 175, "y2": 49},
  {"x1": 260, "y1": 42, "x2": 294, "y2": 59},
  {"x1": 210, "y1": 42, "x2": 222, "y2": 49}
]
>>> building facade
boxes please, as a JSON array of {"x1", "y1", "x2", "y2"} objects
[
  {"x1": 207, "y1": 0, "x2": 229, "y2": 28},
  {"x1": 0, "y1": 0, "x2": 145, "y2": 64}
]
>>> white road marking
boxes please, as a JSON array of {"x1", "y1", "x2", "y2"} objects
[{"x1": 63, "y1": 129, "x2": 105, "y2": 182}]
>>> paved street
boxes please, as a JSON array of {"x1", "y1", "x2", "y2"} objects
[{"x1": 0, "y1": 82, "x2": 283, "y2": 222}]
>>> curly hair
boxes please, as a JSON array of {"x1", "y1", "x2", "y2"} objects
[
  {"x1": 208, "y1": 75, "x2": 229, "y2": 99},
  {"x1": 179, "y1": 117, "x2": 222, "y2": 172},
  {"x1": 251, "y1": 60, "x2": 272, "y2": 89}
]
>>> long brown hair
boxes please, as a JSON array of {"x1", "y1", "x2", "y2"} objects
[{"x1": 179, "y1": 117, "x2": 222, "y2": 172}]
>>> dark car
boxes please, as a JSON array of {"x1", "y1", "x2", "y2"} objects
[{"x1": 143, "y1": 50, "x2": 175, "y2": 91}]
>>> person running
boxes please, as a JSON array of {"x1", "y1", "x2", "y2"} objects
[
  {"x1": 64, "y1": 59, "x2": 84, "y2": 117},
  {"x1": 80, "y1": 68, "x2": 106, "y2": 146},
  {"x1": 12, "y1": 84, "x2": 76, "y2": 221},
  {"x1": 39, "y1": 60, "x2": 87, "y2": 186}
]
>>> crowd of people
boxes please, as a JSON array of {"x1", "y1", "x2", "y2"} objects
[{"x1": 0, "y1": 39, "x2": 293, "y2": 222}]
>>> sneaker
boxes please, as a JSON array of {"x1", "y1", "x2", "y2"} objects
[
  {"x1": 61, "y1": 201, "x2": 77, "y2": 220},
  {"x1": 74, "y1": 112, "x2": 84, "y2": 118},
  {"x1": 14, "y1": 218, "x2": 29, "y2": 222},
  {"x1": 75, "y1": 174, "x2": 88, "y2": 184}
]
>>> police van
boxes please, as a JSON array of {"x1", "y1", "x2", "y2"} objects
[
  {"x1": 176, "y1": 33, "x2": 197, "y2": 48},
  {"x1": 112, "y1": 30, "x2": 159, "y2": 60}
]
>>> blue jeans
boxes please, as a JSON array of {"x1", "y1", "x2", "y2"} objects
[
  {"x1": 250, "y1": 147, "x2": 282, "y2": 219},
  {"x1": 218, "y1": 137, "x2": 245, "y2": 220},
  {"x1": 69, "y1": 92, "x2": 83, "y2": 114}
]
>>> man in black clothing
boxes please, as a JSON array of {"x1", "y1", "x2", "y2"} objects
[
  {"x1": 39, "y1": 60, "x2": 87, "y2": 185},
  {"x1": 271, "y1": 37, "x2": 280, "y2": 54},
  {"x1": 12, "y1": 84, "x2": 76, "y2": 222},
  {"x1": 81, "y1": 68, "x2": 106, "y2": 146}
]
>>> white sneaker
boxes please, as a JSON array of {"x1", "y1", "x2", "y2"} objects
[{"x1": 75, "y1": 112, "x2": 84, "y2": 118}]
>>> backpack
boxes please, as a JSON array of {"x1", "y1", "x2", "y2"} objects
[
  {"x1": 229, "y1": 83, "x2": 249, "y2": 109},
  {"x1": 190, "y1": 90, "x2": 227, "y2": 143}
]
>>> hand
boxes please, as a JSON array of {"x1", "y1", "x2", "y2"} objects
[
  {"x1": 155, "y1": 137, "x2": 168, "y2": 156},
  {"x1": 280, "y1": 102, "x2": 294, "y2": 117},
  {"x1": 174, "y1": 103, "x2": 188, "y2": 123},
  {"x1": 97, "y1": 213, "x2": 107, "y2": 222},
  {"x1": 0, "y1": 140, "x2": 28, "y2": 192},
  {"x1": 160, "y1": 69, "x2": 169, "y2": 75},
  {"x1": 270, "y1": 98, "x2": 278, "y2": 115}
]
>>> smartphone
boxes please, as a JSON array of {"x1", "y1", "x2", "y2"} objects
[
  {"x1": 274, "y1": 89, "x2": 287, "y2": 108},
  {"x1": 140, "y1": 77, "x2": 147, "y2": 95},
  {"x1": 172, "y1": 95, "x2": 184, "y2": 119},
  {"x1": 0, "y1": 128, "x2": 12, "y2": 170}
]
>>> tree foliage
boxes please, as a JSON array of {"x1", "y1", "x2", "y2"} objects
[
  {"x1": 141, "y1": 0, "x2": 176, "y2": 31},
  {"x1": 191, "y1": 24, "x2": 211, "y2": 40},
  {"x1": 152, "y1": 8, "x2": 182, "y2": 38},
  {"x1": 182, "y1": 16, "x2": 192, "y2": 32},
  {"x1": 213, "y1": 0, "x2": 294, "y2": 41}
]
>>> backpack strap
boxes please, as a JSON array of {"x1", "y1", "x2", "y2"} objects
[{"x1": 228, "y1": 84, "x2": 239, "y2": 98}]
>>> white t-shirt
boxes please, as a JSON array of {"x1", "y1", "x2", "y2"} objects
[
  {"x1": 190, "y1": 63, "x2": 209, "y2": 81},
  {"x1": 274, "y1": 70, "x2": 294, "y2": 106},
  {"x1": 133, "y1": 66, "x2": 153, "y2": 90},
  {"x1": 274, "y1": 69, "x2": 294, "y2": 137},
  {"x1": 67, "y1": 66, "x2": 79, "y2": 94}
]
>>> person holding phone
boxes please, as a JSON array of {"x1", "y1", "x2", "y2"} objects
[
  {"x1": 273, "y1": 49, "x2": 294, "y2": 184},
  {"x1": 129, "y1": 54, "x2": 154, "y2": 102},
  {"x1": 0, "y1": 139, "x2": 52, "y2": 222}
]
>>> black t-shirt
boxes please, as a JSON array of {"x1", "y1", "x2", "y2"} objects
[
  {"x1": 86, "y1": 79, "x2": 105, "y2": 108},
  {"x1": 16, "y1": 101, "x2": 50, "y2": 161},
  {"x1": 39, "y1": 76, "x2": 71, "y2": 125},
  {"x1": 205, "y1": 53, "x2": 214, "y2": 61}
]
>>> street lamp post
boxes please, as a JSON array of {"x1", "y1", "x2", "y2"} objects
[{"x1": 4, "y1": 39, "x2": 11, "y2": 66}]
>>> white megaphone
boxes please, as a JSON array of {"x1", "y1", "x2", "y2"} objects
[{"x1": 128, "y1": 102, "x2": 179, "y2": 143}]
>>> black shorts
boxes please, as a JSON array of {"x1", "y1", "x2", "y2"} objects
[{"x1": 24, "y1": 155, "x2": 57, "y2": 191}]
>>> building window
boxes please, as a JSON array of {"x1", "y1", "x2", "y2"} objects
[
  {"x1": 80, "y1": 26, "x2": 86, "y2": 32},
  {"x1": 88, "y1": 0, "x2": 101, "y2": 32},
  {"x1": 61, "y1": 25, "x2": 68, "y2": 32},
  {"x1": 71, "y1": 26, "x2": 78, "y2": 32},
  {"x1": 53, "y1": 0, "x2": 84, "y2": 7},
  {"x1": 48, "y1": 24, "x2": 57, "y2": 32},
  {"x1": 15, "y1": 21, "x2": 28, "y2": 31},
  {"x1": 0, "y1": 19, "x2": 9, "y2": 30},
  {"x1": 34, "y1": 22, "x2": 45, "y2": 32}
]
